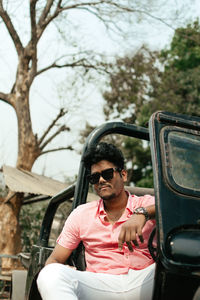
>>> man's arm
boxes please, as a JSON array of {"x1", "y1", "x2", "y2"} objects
[
  {"x1": 118, "y1": 204, "x2": 155, "y2": 252},
  {"x1": 45, "y1": 244, "x2": 73, "y2": 266}
]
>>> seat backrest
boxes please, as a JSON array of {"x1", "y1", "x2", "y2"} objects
[{"x1": 125, "y1": 186, "x2": 154, "y2": 196}]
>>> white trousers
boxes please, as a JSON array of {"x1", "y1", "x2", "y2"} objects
[{"x1": 37, "y1": 263, "x2": 155, "y2": 300}]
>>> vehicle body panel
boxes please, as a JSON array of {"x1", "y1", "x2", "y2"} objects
[{"x1": 149, "y1": 111, "x2": 200, "y2": 299}]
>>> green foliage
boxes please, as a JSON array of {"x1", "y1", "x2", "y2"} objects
[
  {"x1": 148, "y1": 19, "x2": 200, "y2": 117},
  {"x1": 102, "y1": 20, "x2": 200, "y2": 187},
  {"x1": 103, "y1": 46, "x2": 160, "y2": 126},
  {"x1": 161, "y1": 20, "x2": 200, "y2": 71},
  {"x1": 123, "y1": 138, "x2": 153, "y2": 187},
  {"x1": 19, "y1": 202, "x2": 47, "y2": 252}
]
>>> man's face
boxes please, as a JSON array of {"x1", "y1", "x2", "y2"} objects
[{"x1": 91, "y1": 160, "x2": 127, "y2": 201}]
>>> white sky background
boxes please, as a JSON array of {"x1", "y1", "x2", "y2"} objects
[{"x1": 0, "y1": 0, "x2": 199, "y2": 182}]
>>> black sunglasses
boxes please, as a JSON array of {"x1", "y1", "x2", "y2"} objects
[{"x1": 87, "y1": 167, "x2": 121, "y2": 185}]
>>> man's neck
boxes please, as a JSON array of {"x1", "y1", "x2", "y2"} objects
[
  {"x1": 103, "y1": 190, "x2": 128, "y2": 224},
  {"x1": 103, "y1": 189, "x2": 128, "y2": 212}
]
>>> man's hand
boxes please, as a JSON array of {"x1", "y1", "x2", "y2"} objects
[{"x1": 118, "y1": 214, "x2": 146, "y2": 252}]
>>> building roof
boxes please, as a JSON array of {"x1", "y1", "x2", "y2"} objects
[{"x1": 3, "y1": 165, "x2": 67, "y2": 197}]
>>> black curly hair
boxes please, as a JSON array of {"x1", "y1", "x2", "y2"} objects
[{"x1": 82, "y1": 142, "x2": 125, "y2": 171}]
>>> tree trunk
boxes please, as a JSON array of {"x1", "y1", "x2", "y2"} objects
[
  {"x1": 0, "y1": 58, "x2": 41, "y2": 270},
  {"x1": 0, "y1": 193, "x2": 23, "y2": 272}
]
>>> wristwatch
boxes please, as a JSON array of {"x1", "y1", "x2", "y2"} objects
[{"x1": 134, "y1": 207, "x2": 150, "y2": 221}]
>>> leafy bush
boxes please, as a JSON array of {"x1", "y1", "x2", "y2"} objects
[{"x1": 19, "y1": 201, "x2": 47, "y2": 252}]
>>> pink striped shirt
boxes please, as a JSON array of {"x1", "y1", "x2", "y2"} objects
[{"x1": 57, "y1": 192, "x2": 155, "y2": 274}]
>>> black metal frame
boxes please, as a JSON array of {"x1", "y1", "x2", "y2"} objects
[
  {"x1": 26, "y1": 114, "x2": 200, "y2": 300},
  {"x1": 39, "y1": 122, "x2": 149, "y2": 248},
  {"x1": 73, "y1": 121, "x2": 149, "y2": 209},
  {"x1": 25, "y1": 121, "x2": 149, "y2": 299}
]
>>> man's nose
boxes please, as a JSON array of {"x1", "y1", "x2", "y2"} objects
[{"x1": 99, "y1": 175, "x2": 106, "y2": 183}]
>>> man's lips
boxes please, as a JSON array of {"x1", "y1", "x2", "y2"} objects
[{"x1": 99, "y1": 185, "x2": 111, "y2": 191}]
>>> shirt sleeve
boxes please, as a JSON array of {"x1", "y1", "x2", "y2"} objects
[
  {"x1": 138, "y1": 194, "x2": 155, "y2": 207},
  {"x1": 57, "y1": 206, "x2": 82, "y2": 250}
]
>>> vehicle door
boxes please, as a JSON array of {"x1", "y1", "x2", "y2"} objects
[{"x1": 149, "y1": 111, "x2": 200, "y2": 300}]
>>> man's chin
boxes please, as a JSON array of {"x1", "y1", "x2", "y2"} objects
[{"x1": 101, "y1": 193, "x2": 116, "y2": 201}]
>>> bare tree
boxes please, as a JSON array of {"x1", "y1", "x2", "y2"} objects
[{"x1": 0, "y1": 0, "x2": 184, "y2": 269}]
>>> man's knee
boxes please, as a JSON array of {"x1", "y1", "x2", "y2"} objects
[
  {"x1": 37, "y1": 264, "x2": 80, "y2": 300},
  {"x1": 37, "y1": 263, "x2": 64, "y2": 291}
]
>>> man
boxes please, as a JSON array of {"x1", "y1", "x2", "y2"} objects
[{"x1": 37, "y1": 142, "x2": 156, "y2": 300}]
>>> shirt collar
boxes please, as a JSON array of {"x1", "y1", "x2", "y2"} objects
[{"x1": 97, "y1": 190, "x2": 134, "y2": 218}]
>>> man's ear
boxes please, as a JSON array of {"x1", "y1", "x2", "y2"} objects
[{"x1": 121, "y1": 169, "x2": 127, "y2": 182}]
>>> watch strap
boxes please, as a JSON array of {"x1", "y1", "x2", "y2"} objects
[{"x1": 134, "y1": 207, "x2": 150, "y2": 221}]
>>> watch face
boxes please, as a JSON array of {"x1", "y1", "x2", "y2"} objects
[
  {"x1": 135, "y1": 207, "x2": 145, "y2": 214},
  {"x1": 135, "y1": 207, "x2": 149, "y2": 220}
]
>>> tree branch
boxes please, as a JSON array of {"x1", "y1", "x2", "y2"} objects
[
  {"x1": 37, "y1": 0, "x2": 55, "y2": 28},
  {"x1": 38, "y1": 108, "x2": 68, "y2": 146},
  {"x1": 36, "y1": 0, "x2": 62, "y2": 41},
  {"x1": 0, "y1": 0, "x2": 23, "y2": 56},
  {"x1": 40, "y1": 125, "x2": 70, "y2": 151},
  {"x1": 36, "y1": 58, "x2": 86, "y2": 75},
  {"x1": 136, "y1": 9, "x2": 175, "y2": 31},
  {"x1": 27, "y1": 0, "x2": 38, "y2": 84},
  {"x1": 40, "y1": 146, "x2": 73, "y2": 156},
  {"x1": 34, "y1": 0, "x2": 175, "y2": 52},
  {"x1": 30, "y1": 0, "x2": 37, "y2": 35},
  {"x1": 36, "y1": 1, "x2": 115, "y2": 43},
  {"x1": 0, "y1": 92, "x2": 12, "y2": 106},
  {"x1": 58, "y1": 1, "x2": 104, "y2": 13},
  {"x1": 36, "y1": 56, "x2": 110, "y2": 76}
]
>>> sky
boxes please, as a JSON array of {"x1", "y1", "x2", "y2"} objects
[{"x1": 0, "y1": 0, "x2": 199, "y2": 183}]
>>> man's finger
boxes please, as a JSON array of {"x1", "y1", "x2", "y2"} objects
[
  {"x1": 132, "y1": 239, "x2": 139, "y2": 247},
  {"x1": 130, "y1": 230, "x2": 138, "y2": 247},
  {"x1": 118, "y1": 231, "x2": 125, "y2": 251},
  {"x1": 126, "y1": 241, "x2": 133, "y2": 252},
  {"x1": 139, "y1": 234, "x2": 144, "y2": 243},
  {"x1": 137, "y1": 227, "x2": 144, "y2": 243}
]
